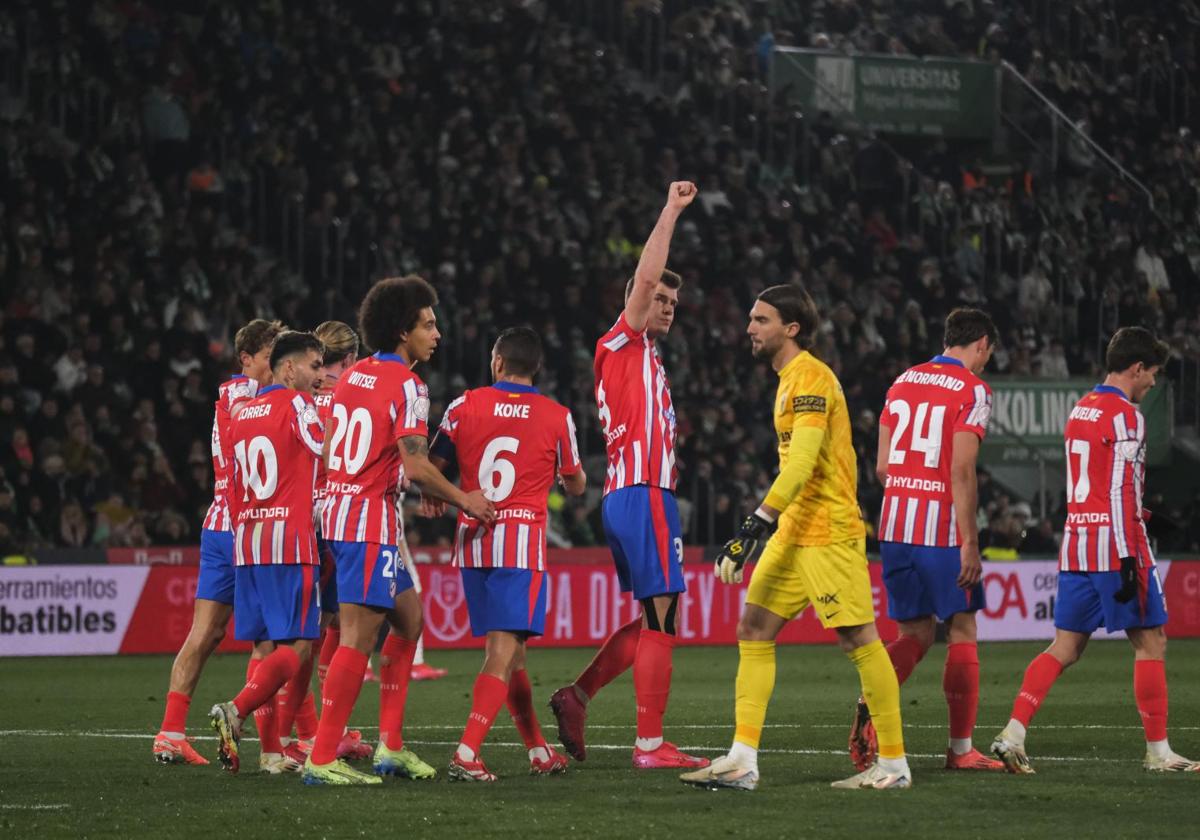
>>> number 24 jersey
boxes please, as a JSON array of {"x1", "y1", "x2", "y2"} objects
[
  {"x1": 433, "y1": 382, "x2": 582, "y2": 571},
  {"x1": 878, "y1": 356, "x2": 992, "y2": 547}
]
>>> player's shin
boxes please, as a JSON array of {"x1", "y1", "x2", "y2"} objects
[
  {"x1": 507, "y1": 668, "x2": 546, "y2": 750},
  {"x1": 575, "y1": 617, "x2": 640, "y2": 700},
  {"x1": 944, "y1": 642, "x2": 980, "y2": 753},
  {"x1": 1009, "y1": 652, "x2": 1064, "y2": 735},
  {"x1": 378, "y1": 634, "x2": 418, "y2": 750},
  {"x1": 849, "y1": 639, "x2": 906, "y2": 771},
  {"x1": 277, "y1": 649, "x2": 316, "y2": 745},
  {"x1": 311, "y1": 647, "x2": 369, "y2": 765},
  {"x1": 318, "y1": 627, "x2": 340, "y2": 686},
  {"x1": 160, "y1": 690, "x2": 191, "y2": 739},
  {"x1": 731, "y1": 640, "x2": 775, "y2": 771},
  {"x1": 1135, "y1": 658, "x2": 1169, "y2": 754},
  {"x1": 633, "y1": 629, "x2": 675, "y2": 751},
  {"x1": 458, "y1": 674, "x2": 509, "y2": 761}
]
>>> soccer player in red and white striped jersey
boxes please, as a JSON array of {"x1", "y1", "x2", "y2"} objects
[
  {"x1": 153, "y1": 319, "x2": 282, "y2": 766},
  {"x1": 428, "y1": 327, "x2": 583, "y2": 781},
  {"x1": 208, "y1": 331, "x2": 326, "y2": 774},
  {"x1": 303, "y1": 276, "x2": 495, "y2": 786},
  {"x1": 550, "y1": 182, "x2": 708, "y2": 771},
  {"x1": 992, "y1": 327, "x2": 1198, "y2": 774},
  {"x1": 852, "y1": 309, "x2": 1005, "y2": 772}
]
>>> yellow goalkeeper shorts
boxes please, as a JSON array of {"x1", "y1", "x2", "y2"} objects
[{"x1": 745, "y1": 536, "x2": 875, "y2": 628}]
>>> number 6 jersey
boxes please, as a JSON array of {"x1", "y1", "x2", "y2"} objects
[
  {"x1": 1059, "y1": 384, "x2": 1152, "y2": 572},
  {"x1": 322, "y1": 352, "x2": 430, "y2": 546},
  {"x1": 431, "y1": 381, "x2": 582, "y2": 570},
  {"x1": 878, "y1": 355, "x2": 993, "y2": 547},
  {"x1": 228, "y1": 384, "x2": 325, "y2": 565}
]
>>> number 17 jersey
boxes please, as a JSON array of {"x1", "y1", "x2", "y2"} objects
[
  {"x1": 878, "y1": 355, "x2": 992, "y2": 547},
  {"x1": 432, "y1": 382, "x2": 581, "y2": 570}
]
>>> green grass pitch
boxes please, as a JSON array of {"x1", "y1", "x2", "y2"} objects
[{"x1": 2, "y1": 641, "x2": 1198, "y2": 839}]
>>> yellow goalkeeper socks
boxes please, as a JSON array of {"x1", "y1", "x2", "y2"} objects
[
  {"x1": 848, "y1": 639, "x2": 905, "y2": 759},
  {"x1": 733, "y1": 640, "x2": 776, "y2": 750}
]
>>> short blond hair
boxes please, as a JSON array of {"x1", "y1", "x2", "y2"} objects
[{"x1": 314, "y1": 320, "x2": 359, "y2": 365}]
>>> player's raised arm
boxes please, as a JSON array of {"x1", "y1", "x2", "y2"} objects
[
  {"x1": 398, "y1": 434, "x2": 495, "y2": 523},
  {"x1": 950, "y1": 431, "x2": 983, "y2": 588},
  {"x1": 625, "y1": 181, "x2": 697, "y2": 333}
]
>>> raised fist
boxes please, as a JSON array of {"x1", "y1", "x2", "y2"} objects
[{"x1": 666, "y1": 181, "x2": 698, "y2": 211}]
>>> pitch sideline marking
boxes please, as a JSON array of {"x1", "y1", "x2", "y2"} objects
[{"x1": 0, "y1": 729, "x2": 1145, "y2": 764}]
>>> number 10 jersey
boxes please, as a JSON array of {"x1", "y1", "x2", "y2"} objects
[
  {"x1": 878, "y1": 355, "x2": 992, "y2": 547},
  {"x1": 432, "y1": 382, "x2": 582, "y2": 570}
]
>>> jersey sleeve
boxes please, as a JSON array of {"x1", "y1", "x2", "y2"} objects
[
  {"x1": 225, "y1": 378, "x2": 257, "y2": 419},
  {"x1": 879, "y1": 385, "x2": 897, "y2": 430},
  {"x1": 598, "y1": 313, "x2": 644, "y2": 352},
  {"x1": 392, "y1": 375, "x2": 431, "y2": 440},
  {"x1": 290, "y1": 394, "x2": 325, "y2": 457},
  {"x1": 430, "y1": 393, "x2": 467, "y2": 464},
  {"x1": 556, "y1": 409, "x2": 583, "y2": 476},
  {"x1": 787, "y1": 372, "x2": 833, "y2": 434},
  {"x1": 953, "y1": 381, "x2": 993, "y2": 439},
  {"x1": 1109, "y1": 407, "x2": 1147, "y2": 560}
]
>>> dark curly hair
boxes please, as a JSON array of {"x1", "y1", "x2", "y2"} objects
[{"x1": 357, "y1": 275, "x2": 438, "y2": 353}]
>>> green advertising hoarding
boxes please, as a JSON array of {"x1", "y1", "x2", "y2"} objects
[
  {"x1": 981, "y1": 379, "x2": 1171, "y2": 466},
  {"x1": 770, "y1": 48, "x2": 998, "y2": 139}
]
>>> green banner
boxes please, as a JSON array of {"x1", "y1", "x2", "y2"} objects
[
  {"x1": 770, "y1": 48, "x2": 998, "y2": 139},
  {"x1": 981, "y1": 379, "x2": 1172, "y2": 466}
]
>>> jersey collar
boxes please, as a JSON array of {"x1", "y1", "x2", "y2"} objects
[
  {"x1": 1093, "y1": 384, "x2": 1129, "y2": 399},
  {"x1": 230, "y1": 373, "x2": 248, "y2": 380},
  {"x1": 930, "y1": 354, "x2": 965, "y2": 368},
  {"x1": 777, "y1": 350, "x2": 808, "y2": 378},
  {"x1": 492, "y1": 381, "x2": 539, "y2": 394},
  {"x1": 258, "y1": 384, "x2": 285, "y2": 396},
  {"x1": 373, "y1": 351, "x2": 408, "y2": 365}
]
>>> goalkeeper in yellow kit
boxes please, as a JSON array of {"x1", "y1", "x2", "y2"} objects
[{"x1": 681, "y1": 284, "x2": 910, "y2": 791}]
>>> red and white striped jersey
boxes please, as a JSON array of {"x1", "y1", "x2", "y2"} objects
[
  {"x1": 432, "y1": 382, "x2": 582, "y2": 571},
  {"x1": 877, "y1": 356, "x2": 992, "y2": 547},
  {"x1": 229, "y1": 385, "x2": 324, "y2": 566},
  {"x1": 321, "y1": 353, "x2": 429, "y2": 546},
  {"x1": 1058, "y1": 385, "x2": 1153, "y2": 572},
  {"x1": 312, "y1": 387, "x2": 334, "y2": 527},
  {"x1": 202, "y1": 374, "x2": 259, "y2": 532},
  {"x1": 594, "y1": 312, "x2": 677, "y2": 496}
]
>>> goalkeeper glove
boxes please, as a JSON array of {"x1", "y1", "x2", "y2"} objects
[
  {"x1": 1113, "y1": 556, "x2": 1138, "y2": 604},
  {"x1": 714, "y1": 513, "x2": 772, "y2": 584}
]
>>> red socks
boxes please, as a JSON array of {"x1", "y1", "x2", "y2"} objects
[
  {"x1": 235, "y1": 650, "x2": 301, "y2": 754},
  {"x1": 886, "y1": 634, "x2": 927, "y2": 685},
  {"x1": 160, "y1": 690, "x2": 190, "y2": 736},
  {"x1": 460, "y1": 674, "x2": 509, "y2": 756},
  {"x1": 379, "y1": 635, "x2": 418, "y2": 750},
  {"x1": 1011, "y1": 652, "x2": 1064, "y2": 727},
  {"x1": 295, "y1": 691, "x2": 319, "y2": 741},
  {"x1": 275, "y1": 646, "x2": 316, "y2": 743},
  {"x1": 633, "y1": 629, "x2": 675, "y2": 740},
  {"x1": 576, "y1": 617, "x2": 641, "y2": 700},
  {"x1": 318, "y1": 627, "x2": 340, "y2": 685},
  {"x1": 311, "y1": 647, "x2": 368, "y2": 765},
  {"x1": 943, "y1": 642, "x2": 980, "y2": 740},
  {"x1": 507, "y1": 668, "x2": 546, "y2": 749},
  {"x1": 1134, "y1": 659, "x2": 1168, "y2": 742}
]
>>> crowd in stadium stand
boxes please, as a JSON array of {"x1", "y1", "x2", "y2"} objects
[{"x1": 1, "y1": 0, "x2": 1198, "y2": 558}]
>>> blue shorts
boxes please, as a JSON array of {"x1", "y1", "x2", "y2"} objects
[
  {"x1": 233, "y1": 564, "x2": 320, "y2": 642},
  {"x1": 328, "y1": 540, "x2": 414, "y2": 610},
  {"x1": 1055, "y1": 568, "x2": 1168, "y2": 634},
  {"x1": 880, "y1": 542, "x2": 985, "y2": 622},
  {"x1": 461, "y1": 568, "x2": 547, "y2": 637},
  {"x1": 196, "y1": 529, "x2": 235, "y2": 605},
  {"x1": 318, "y1": 538, "x2": 338, "y2": 614},
  {"x1": 602, "y1": 486, "x2": 685, "y2": 600}
]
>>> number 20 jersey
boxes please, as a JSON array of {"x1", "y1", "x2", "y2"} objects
[
  {"x1": 433, "y1": 383, "x2": 581, "y2": 571},
  {"x1": 878, "y1": 356, "x2": 992, "y2": 547},
  {"x1": 322, "y1": 353, "x2": 429, "y2": 546},
  {"x1": 1059, "y1": 385, "x2": 1152, "y2": 572}
]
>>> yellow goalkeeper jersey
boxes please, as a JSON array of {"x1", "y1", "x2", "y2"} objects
[{"x1": 772, "y1": 351, "x2": 866, "y2": 546}]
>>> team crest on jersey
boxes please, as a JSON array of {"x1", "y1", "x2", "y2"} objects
[
  {"x1": 413, "y1": 396, "x2": 430, "y2": 421},
  {"x1": 1115, "y1": 439, "x2": 1142, "y2": 462},
  {"x1": 300, "y1": 403, "x2": 320, "y2": 427}
]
